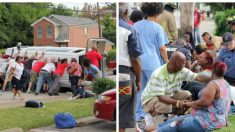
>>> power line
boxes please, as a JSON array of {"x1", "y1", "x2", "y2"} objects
[{"x1": 11, "y1": 3, "x2": 115, "y2": 14}]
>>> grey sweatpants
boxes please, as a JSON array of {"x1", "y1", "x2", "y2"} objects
[{"x1": 49, "y1": 74, "x2": 61, "y2": 94}]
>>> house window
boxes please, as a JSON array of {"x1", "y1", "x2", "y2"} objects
[
  {"x1": 37, "y1": 26, "x2": 42, "y2": 38},
  {"x1": 47, "y1": 26, "x2": 52, "y2": 38}
]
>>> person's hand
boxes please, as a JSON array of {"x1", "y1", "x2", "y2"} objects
[
  {"x1": 42, "y1": 51, "x2": 45, "y2": 56},
  {"x1": 178, "y1": 100, "x2": 191, "y2": 108},
  {"x1": 185, "y1": 101, "x2": 192, "y2": 108},
  {"x1": 136, "y1": 80, "x2": 141, "y2": 92}
]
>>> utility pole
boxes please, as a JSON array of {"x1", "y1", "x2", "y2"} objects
[{"x1": 97, "y1": 2, "x2": 101, "y2": 38}]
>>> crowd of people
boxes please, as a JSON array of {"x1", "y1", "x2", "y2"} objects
[
  {"x1": 0, "y1": 45, "x2": 103, "y2": 100},
  {"x1": 119, "y1": 2, "x2": 234, "y2": 132}
]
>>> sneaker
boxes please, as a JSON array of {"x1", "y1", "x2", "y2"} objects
[
  {"x1": 136, "y1": 120, "x2": 146, "y2": 132},
  {"x1": 53, "y1": 93, "x2": 59, "y2": 96},
  {"x1": 67, "y1": 97, "x2": 73, "y2": 100},
  {"x1": 35, "y1": 93, "x2": 39, "y2": 95},
  {"x1": 48, "y1": 93, "x2": 53, "y2": 96}
]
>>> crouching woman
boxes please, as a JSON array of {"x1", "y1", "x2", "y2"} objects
[{"x1": 146, "y1": 62, "x2": 231, "y2": 132}]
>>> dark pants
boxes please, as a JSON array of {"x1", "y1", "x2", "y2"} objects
[
  {"x1": 69, "y1": 76, "x2": 80, "y2": 93},
  {"x1": 181, "y1": 81, "x2": 205, "y2": 101},
  {"x1": 119, "y1": 66, "x2": 136, "y2": 128},
  {"x1": 225, "y1": 76, "x2": 235, "y2": 86}
]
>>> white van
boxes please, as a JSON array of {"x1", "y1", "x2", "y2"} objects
[{"x1": 5, "y1": 46, "x2": 86, "y2": 88}]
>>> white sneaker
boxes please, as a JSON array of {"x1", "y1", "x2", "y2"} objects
[{"x1": 67, "y1": 97, "x2": 73, "y2": 100}]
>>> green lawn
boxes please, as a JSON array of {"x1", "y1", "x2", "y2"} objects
[
  {"x1": 215, "y1": 115, "x2": 235, "y2": 132},
  {"x1": 0, "y1": 98, "x2": 95, "y2": 131}
]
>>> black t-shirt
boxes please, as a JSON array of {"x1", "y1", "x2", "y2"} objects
[
  {"x1": 166, "y1": 44, "x2": 192, "y2": 60},
  {"x1": 24, "y1": 58, "x2": 35, "y2": 70}
]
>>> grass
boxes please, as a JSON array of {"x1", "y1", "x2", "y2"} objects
[
  {"x1": 216, "y1": 115, "x2": 235, "y2": 132},
  {"x1": 0, "y1": 98, "x2": 95, "y2": 131}
]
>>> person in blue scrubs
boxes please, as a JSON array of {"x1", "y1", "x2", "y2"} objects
[{"x1": 133, "y1": 2, "x2": 169, "y2": 126}]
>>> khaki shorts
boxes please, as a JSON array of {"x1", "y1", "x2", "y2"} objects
[
  {"x1": 143, "y1": 90, "x2": 191, "y2": 116},
  {"x1": 30, "y1": 71, "x2": 38, "y2": 84}
]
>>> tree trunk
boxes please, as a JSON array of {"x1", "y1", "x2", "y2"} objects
[{"x1": 180, "y1": 3, "x2": 194, "y2": 35}]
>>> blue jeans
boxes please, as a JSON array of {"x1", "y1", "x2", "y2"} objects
[
  {"x1": 136, "y1": 70, "x2": 153, "y2": 121},
  {"x1": 194, "y1": 27, "x2": 201, "y2": 45},
  {"x1": 35, "y1": 71, "x2": 53, "y2": 93},
  {"x1": 158, "y1": 115, "x2": 204, "y2": 132}
]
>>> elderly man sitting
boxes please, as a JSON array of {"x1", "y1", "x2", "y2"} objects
[{"x1": 141, "y1": 52, "x2": 210, "y2": 128}]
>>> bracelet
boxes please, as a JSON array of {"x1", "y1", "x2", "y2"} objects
[{"x1": 176, "y1": 100, "x2": 180, "y2": 108}]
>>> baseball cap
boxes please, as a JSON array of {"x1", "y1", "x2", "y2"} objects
[{"x1": 222, "y1": 32, "x2": 234, "y2": 46}]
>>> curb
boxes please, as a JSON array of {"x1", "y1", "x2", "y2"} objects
[{"x1": 30, "y1": 116, "x2": 100, "y2": 132}]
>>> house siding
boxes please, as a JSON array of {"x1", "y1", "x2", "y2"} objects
[
  {"x1": 68, "y1": 26, "x2": 100, "y2": 48},
  {"x1": 33, "y1": 19, "x2": 56, "y2": 46}
]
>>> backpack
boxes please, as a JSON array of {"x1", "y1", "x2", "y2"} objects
[
  {"x1": 25, "y1": 100, "x2": 43, "y2": 108},
  {"x1": 54, "y1": 112, "x2": 77, "y2": 129}
]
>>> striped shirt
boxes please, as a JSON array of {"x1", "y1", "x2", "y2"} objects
[{"x1": 141, "y1": 64, "x2": 197, "y2": 105}]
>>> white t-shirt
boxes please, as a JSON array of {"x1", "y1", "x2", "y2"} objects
[
  {"x1": 14, "y1": 63, "x2": 24, "y2": 80},
  {"x1": 42, "y1": 62, "x2": 55, "y2": 73},
  {"x1": 119, "y1": 26, "x2": 132, "y2": 67}
]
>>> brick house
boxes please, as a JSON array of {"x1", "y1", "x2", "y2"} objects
[{"x1": 31, "y1": 14, "x2": 101, "y2": 48}]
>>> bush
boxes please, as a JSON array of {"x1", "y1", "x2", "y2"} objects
[
  {"x1": 92, "y1": 78, "x2": 116, "y2": 94},
  {"x1": 106, "y1": 48, "x2": 116, "y2": 62},
  {"x1": 214, "y1": 9, "x2": 235, "y2": 36}
]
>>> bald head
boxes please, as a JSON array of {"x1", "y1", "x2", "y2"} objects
[
  {"x1": 170, "y1": 51, "x2": 186, "y2": 62},
  {"x1": 168, "y1": 52, "x2": 186, "y2": 73}
]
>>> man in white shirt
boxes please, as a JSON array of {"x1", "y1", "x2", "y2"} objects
[{"x1": 35, "y1": 57, "x2": 55, "y2": 95}]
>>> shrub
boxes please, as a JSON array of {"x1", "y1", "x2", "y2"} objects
[
  {"x1": 92, "y1": 78, "x2": 116, "y2": 94},
  {"x1": 106, "y1": 48, "x2": 116, "y2": 63},
  {"x1": 214, "y1": 9, "x2": 235, "y2": 36}
]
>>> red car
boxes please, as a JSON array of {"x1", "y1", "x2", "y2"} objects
[{"x1": 94, "y1": 89, "x2": 116, "y2": 121}]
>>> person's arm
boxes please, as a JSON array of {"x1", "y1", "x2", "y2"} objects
[
  {"x1": 186, "y1": 81, "x2": 217, "y2": 109},
  {"x1": 158, "y1": 95, "x2": 186, "y2": 108},
  {"x1": 160, "y1": 45, "x2": 169, "y2": 63},
  {"x1": 190, "y1": 60, "x2": 198, "y2": 72},
  {"x1": 185, "y1": 60, "x2": 191, "y2": 69},
  {"x1": 195, "y1": 75, "x2": 212, "y2": 84},
  {"x1": 130, "y1": 56, "x2": 142, "y2": 92},
  {"x1": 37, "y1": 52, "x2": 45, "y2": 60},
  {"x1": 96, "y1": 52, "x2": 103, "y2": 61}
]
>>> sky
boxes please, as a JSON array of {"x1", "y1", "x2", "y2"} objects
[{"x1": 53, "y1": 2, "x2": 105, "y2": 10}]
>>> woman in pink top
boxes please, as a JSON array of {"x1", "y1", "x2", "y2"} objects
[
  {"x1": 68, "y1": 58, "x2": 82, "y2": 93},
  {"x1": 48, "y1": 58, "x2": 68, "y2": 96}
]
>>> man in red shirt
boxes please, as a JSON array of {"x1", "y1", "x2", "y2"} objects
[
  {"x1": 85, "y1": 45, "x2": 102, "y2": 69},
  {"x1": 48, "y1": 58, "x2": 68, "y2": 96},
  {"x1": 27, "y1": 58, "x2": 46, "y2": 93}
]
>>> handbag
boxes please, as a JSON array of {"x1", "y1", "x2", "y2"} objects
[
  {"x1": 8, "y1": 64, "x2": 17, "y2": 82},
  {"x1": 54, "y1": 112, "x2": 77, "y2": 129}
]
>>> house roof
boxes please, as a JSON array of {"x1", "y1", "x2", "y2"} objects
[
  {"x1": 31, "y1": 15, "x2": 98, "y2": 27},
  {"x1": 31, "y1": 17, "x2": 60, "y2": 26},
  {"x1": 49, "y1": 14, "x2": 98, "y2": 26}
]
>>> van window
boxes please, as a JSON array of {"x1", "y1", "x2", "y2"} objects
[{"x1": 73, "y1": 49, "x2": 84, "y2": 53}]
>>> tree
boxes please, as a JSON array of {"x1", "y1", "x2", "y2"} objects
[
  {"x1": 101, "y1": 14, "x2": 116, "y2": 44},
  {"x1": 0, "y1": 3, "x2": 73, "y2": 48}
]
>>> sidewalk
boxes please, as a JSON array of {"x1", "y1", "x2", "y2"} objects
[
  {"x1": 0, "y1": 91, "x2": 71, "y2": 109},
  {"x1": 30, "y1": 116, "x2": 115, "y2": 132}
]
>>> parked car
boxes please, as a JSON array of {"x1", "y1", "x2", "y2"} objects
[{"x1": 94, "y1": 89, "x2": 116, "y2": 121}]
